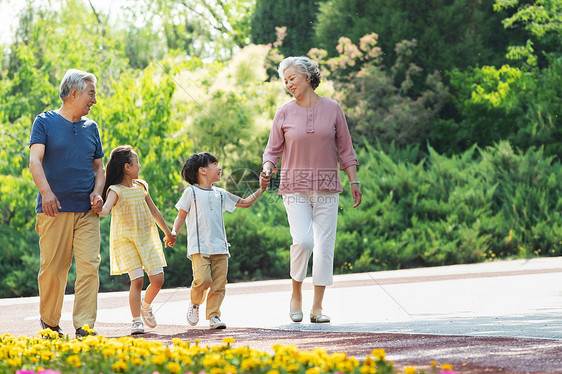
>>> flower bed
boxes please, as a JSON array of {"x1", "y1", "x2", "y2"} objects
[{"x1": 0, "y1": 327, "x2": 457, "y2": 374}]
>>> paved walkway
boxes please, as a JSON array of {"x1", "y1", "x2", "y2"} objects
[{"x1": 2, "y1": 257, "x2": 562, "y2": 372}]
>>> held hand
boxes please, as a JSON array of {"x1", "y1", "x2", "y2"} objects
[
  {"x1": 351, "y1": 183, "x2": 362, "y2": 208},
  {"x1": 165, "y1": 232, "x2": 176, "y2": 248},
  {"x1": 42, "y1": 191, "x2": 62, "y2": 217},
  {"x1": 262, "y1": 162, "x2": 274, "y2": 177},
  {"x1": 90, "y1": 193, "x2": 103, "y2": 214},
  {"x1": 259, "y1": 171, "x2": 270, "y2": 190}
]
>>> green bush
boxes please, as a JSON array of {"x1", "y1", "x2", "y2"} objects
[{"x1": 344, "y1": 140, "x2": 562, "y2": 270}]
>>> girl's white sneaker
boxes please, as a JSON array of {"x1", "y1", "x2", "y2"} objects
[
  {"x1": 131, "y1": 321, "x2": 145, "y2": 334},
  {"x1": 141, "y1": 305, "x2": 157, "y2": 328}
]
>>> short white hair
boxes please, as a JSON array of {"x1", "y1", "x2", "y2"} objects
[
  {"x1": 278, "y1": 56, "x2": 321, "y2": 89},
  {"x1": 59, "y1": 69, "x2": 97, "y2": 100}
]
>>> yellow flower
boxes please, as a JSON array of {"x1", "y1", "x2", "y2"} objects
[
  {"x1": 338, "y1": 360, "x2": 360, "y2": 372},
  {"x1": 38, "y1": 328, "x2": 60, "y2": 340},
  {"x1": 349, "y1": 357, "x2": 361, "y2": 368},
  {"x1": 102, "y1": 347, "x2": 116, "y2": 357},
  {"x1": 240, "y1": 358, "x2": 257, "y2": 371},
  {"x1": 131, "y1": 357, "x2": 144, "y2": 366},
  {"x1": 297, "y1": 351, "x2": 317, "y2": 365},
  {"x1": 6, "y1": 357, "x2": 22, "y2": 367},
  {"x1": 41, "y1": 350, "x2": 54, "y2": 361},
  {"x1": 112, "y1": 360, "x2": 129, "y2": 372},
  {"x1": 152, "y1": 354, "x2": 167, "y2": 365},
  {"x1": 0, "y1": 333, "x2": 458, "y2": 374},
  {"x1": 329, "y1": 352, "x2": 347, "y2": 363},
  {"x1": 360, "y1": 365, "x2": 376, "y2": 374},
  {"x1": 404, "y1": 365, "x2": 416, "y2": 374},
  {"x1": 441, "y1": 363, "x2": 453, "y2": 370},
  {"x1": 83, "y1": 335, "x2": 99, "y2": 346},
  {"x1": 287, "y1": 363, "x2": 299, "y2": 372},
  {"x1": 167, "y1": 361, "x2": 182, "y2": 373},
  {"x1": 182, "y1": 356, "x2": 193, "y2": 366},
  {"x1": 305, "y1": 367, "x2": 320, "y2": 374},
  {"x1": 203, "y1": 353, "x2": 223, "y2": 367},
  {"x1": 71, "y1": 340, "x2": 88, "y2": 353},
  {"x1": 80, "y1": 324, "x2": 95, "y2": 334},
  {"x1": 371, "y1": 348, "x2": 386, "y2": 361},
  {"x1": 66, "y1": 354, "x2": 82, "y2": 367}
]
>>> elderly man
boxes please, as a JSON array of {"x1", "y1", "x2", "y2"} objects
[{"x1": 29, "y1": 69, "x2": 105, "y2": 338}]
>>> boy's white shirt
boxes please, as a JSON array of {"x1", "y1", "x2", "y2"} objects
[{"x1": 175, "y1": 185, "x2": 239, "y2": 259}]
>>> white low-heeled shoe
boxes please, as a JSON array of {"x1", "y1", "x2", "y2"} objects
[
  {"x1": 310, "y1": 312, "x2": 331, "y2": 323},
  {"x1": 290, "y1": 310, "x2": 303, "y2": 322}
]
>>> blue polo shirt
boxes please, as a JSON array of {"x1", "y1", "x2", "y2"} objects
[{"x1": 29, "y1": 111, "x2": 104, "y2": 213}]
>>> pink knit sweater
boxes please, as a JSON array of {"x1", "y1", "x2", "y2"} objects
[{"x1": 263, "y1": 97, "x2": 359, "y2": 194}]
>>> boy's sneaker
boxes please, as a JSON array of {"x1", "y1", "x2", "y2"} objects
[
  {"x1": 187, "y1": 303, "x2": 199, "y2": 326},
  {"x1": 131, "y1": 321, "x2": 145, "y2": 335},
  {"x1": 209, "y1": 316, "x2": 226, "y2": 329},
  {"x1": 141, "y1": 305, "x2": 157, "y2": 328}
]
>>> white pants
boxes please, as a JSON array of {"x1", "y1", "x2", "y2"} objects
[{"x1": 283, "y1": 191, "x2": 339, "y2": 286}]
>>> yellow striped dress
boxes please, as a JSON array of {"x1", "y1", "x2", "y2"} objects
[{"x1": 108, "y1": 180, "x2": 167, "y2": 275}]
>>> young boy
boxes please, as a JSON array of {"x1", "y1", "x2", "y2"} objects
[{"x1": 172, "y1": 152, "x2": 269, "y2": 329}]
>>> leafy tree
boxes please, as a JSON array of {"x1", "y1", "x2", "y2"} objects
[
  {"x1": 314, "y1": 0, "x2": 526, "y2": 82},
  {"x1": 493, "y1": 0, "x2": 562, "y2": 67},
  {"x1": 178, "y1": 44, "x2": 288, "y2": 173},
  {"x1": 127, "y1": 0, "x2": 255, "y2": 61},
  {"x1": 310, "y1": 34, "x2": 449, "y2": 150},
  {"x1": 0, "y1": 0, "x2": 194, "y2": 297},
  {"x1": 436, "y1": 64, "x2": 527, "y2": 152},
  {"x1": 251, "y1": 0, "x2": 322, "y2": 56},
  {"x1": 435, "y1": 0, "x2": 562, "y2": 156}
]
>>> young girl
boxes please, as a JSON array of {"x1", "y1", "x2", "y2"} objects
[{"x1": 97, "y1": 145, "x2": 174, "y2": 335}]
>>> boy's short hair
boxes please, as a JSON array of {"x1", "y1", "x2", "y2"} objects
[{"x1": 181, "y1": 152, "x2": 218, "y2": 185}]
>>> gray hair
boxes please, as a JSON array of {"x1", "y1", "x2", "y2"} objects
[
  {"x1": 278, "y1": 56, "x2": 321, "y2": 90},
  {"x1": 59, "y1": 69, "x2": 97, "y2": 100}
]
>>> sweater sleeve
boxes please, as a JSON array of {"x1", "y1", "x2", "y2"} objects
[
  {"x1": 334, "y1": 103, "x2": 359, "y2": 170},
  {"x1": 262, "y1": 108, "x2": 285, "y2": 171}
]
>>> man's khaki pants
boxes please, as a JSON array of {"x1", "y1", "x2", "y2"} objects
[
  {"x1": 190, "y1": 254, "x2": 228, "y2": 320},
  {"x1": 36, "y1": 210, "x2": 100, "y2": 330}
]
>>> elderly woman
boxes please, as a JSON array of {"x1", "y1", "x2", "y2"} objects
[{"x1": 262, "y1": 56, "x2": 361, "y2": 323}]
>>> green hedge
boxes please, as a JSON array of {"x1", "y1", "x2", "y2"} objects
[{"x1": 333, "y1": 140, "x2": 562, "y2": 274}]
